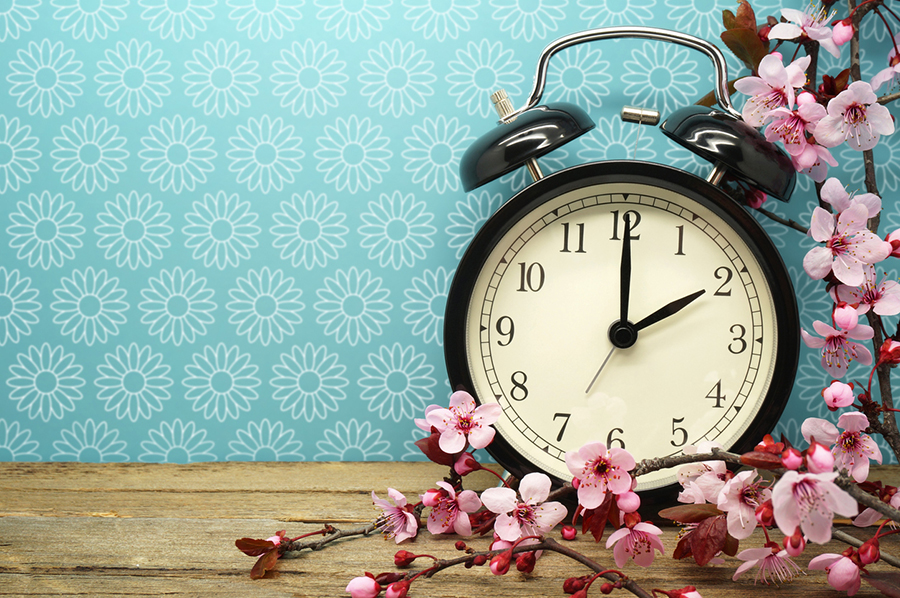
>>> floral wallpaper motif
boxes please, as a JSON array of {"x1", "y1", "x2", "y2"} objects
[{"x1": 0, "y1": 0, "x2": 896, "y2": 463}]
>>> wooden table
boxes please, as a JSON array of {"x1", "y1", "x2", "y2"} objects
[{"x1": 1, "y1": 461, "x2": 898, "y2": 597}]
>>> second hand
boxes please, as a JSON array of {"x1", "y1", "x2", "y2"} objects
[{"x1": 585, "y1": 346, "x2": 615, "y2": 394}]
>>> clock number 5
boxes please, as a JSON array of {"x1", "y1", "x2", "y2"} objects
[{"x1": 671, "y1": 417, "x2": 688, "y2": 447}]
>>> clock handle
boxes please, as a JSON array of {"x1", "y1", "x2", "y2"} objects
[{"x1": 503, "y1": 27, "x2": 739, "y2": 123}]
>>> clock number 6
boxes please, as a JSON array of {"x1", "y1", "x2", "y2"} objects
[{"x1": 606, "y1": 428, "x2": 625, "y2": 449}]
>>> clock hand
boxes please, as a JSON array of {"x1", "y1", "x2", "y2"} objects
[
  {"x1": 585, "y1": 346, "x2": 616, "y2": 394},
  {"x1": 633, "y1": 289, "x2": 706, "y2": 331},
  {"x1": 619, "y1": 213, "x2": 633, "y2": 324}
]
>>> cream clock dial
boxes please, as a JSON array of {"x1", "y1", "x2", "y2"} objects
[{"x1": 444, "y1": 162, "x2": 799, "y2": 496}]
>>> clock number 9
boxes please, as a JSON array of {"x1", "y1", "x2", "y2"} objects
[{"x1": 495, "y1": 316, "x2": 515, "y2": 346}]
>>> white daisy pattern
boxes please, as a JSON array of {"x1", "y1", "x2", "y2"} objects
[
  {"x1": 138, "y1": 115, "x2": 216, "y2": 194},
  {"x1": 271, "y1": 40, "x2": 348, "y2": 117},
  {"x1": 95, "y1": 344, "x2": 172, "y2": 422},
  {"x1": 183, "y1": 39, "x2": 260, "y2": 118},
  {"x1": 51, "y1": 267, "x2": 128, "y2": 346},
  {"x1": 52, "y1": 420, "x2": 128, "y2": 461},
  {"x1": 402, "y1": 0, "x2": 477, "y2": 41},
  {"x1": 314, "y1": 267, "x2": 391, "y2": 346},
  {"x1": 51, "y1": 115, "x2": 128, "y2": 194},
  {"x1": 0, "y1": 267, "x2": 41, "y2": 346},
  {"x1": 7, "y1": 191, "x2": 85, "y2": 270},
  {"x1": 183, "y1": 343, "x2": 259, "y2": 421},
  {"x1": 0, "y1": 115, "x2": 40, "y2": 193},
  {"x1": 95, "y1": 191, "x2": 173, "y2": 270},
  {"x1": 621, "y1": 42, "x2": 701, "y2": 117},
  {"x1": 489, "y1": 0, "x2": 566, "y2": 42},
  {"x1": 402, "y1": 115, "x2": 471, "y2": 193},
  {"x1": 95, "y1": 39, "x2": 172, "y2": 118},
  {"x1": 314, "y1": 419, "x2": 391, "y2": 461},
  {"x1": 227, "y1": 420, "x2": 304, "y2": 460},
  {"x1": 579, "y1": 0, "x2": 655, "y2": 27},
  {"x1": 139, "y1": 0, "x2": 215, "y2": 41},
  {"x1": 139, "y1": 267, "x2": 216, "y2": 345},
  {"x1": 314, "y1": 0, "x2": 390, "y2": 42},
  {"x1": 314, "y1": 115, "x2": 391, "y2": 193},
  {"x1": 227, "y1": 0, "x2": 301, "y2": 41},
  {"x1": 359, "y1": 191, "x2": 436, "y2": 269},
  {"x1": 546, "y1": 45, "x2": 612, "y2": 109},
  {"x1": 271, "y1": 343, "x2": 348, "y2": 422},
  {"x1": 0, "y1": 420, "x2": 40, "y2": 461},
  {"x1": 226, "y1": 267, "x2": 303, "y2": 345},
  {"x1": 271, "y1": 191, "x2": 348, "y2": 269},
  {"x1": 139, "y1": 419, "x2": 215, "y2": 462},
  {"x1": 446, "y1": 189, "x2": 504, "y2": 259},
  {"x1": 184, "y1": 191, "x2": 260, "y2": 270},
  {"x1": 401, "y1": 267, "x2": 450, "y2": 345},
  {"x1": 576, "y1": 116, "x2": 657, "y2": 163},
  {"x1": 359, "y1": 39, "x2": 435, "y2": 118},
  {"x1": 359, "y1": 343, "x2": 435, "y2": 422},
  {"x1": 227, "y1": 115, "x2": 304, "y2": 193},
  {"x1": 447, "y1": 40, "x2": 525, "y2": 118},
  {"x1": 7, "y1": 39, "x2": 84, "y2": 118},
  {"x1": 51, "y1": 0, "x2": 127, "y2": 41},
  {"x1": 664, "y1": 0, "x2": 722, "y2": 36},
  {"x1": 0, "y1": 0, "x2": 40, "y2": 41},
  {"x1": 8, "y1": 343, "x2": 84, "y2": 422}
]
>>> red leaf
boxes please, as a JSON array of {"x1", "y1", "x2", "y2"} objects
[
  {"x1": 236, "y1": 538, "x2": 276, "y2": 557},
  {"x1": 250, "y1": 549, "x2": 281, "y2": 579},
  {"x1": 864, "y1": 571, "x2": 900, "y2": 597},
  {"x1": 721, "y1": 28, "x2": 768, "y2": 72},
  {"x1": 690, "y1": 515, "x2": 728, "y2": 567},
  {"x1": 723, "y1": 530, "x2": 740, "y2": 557},
  {"x1": 658, "y1": 503, "x2": 722, "y2": 523},
  {"x1": 733, "y1": 0, "x2": 757, "y2": 31},
  {"x1": 414, "y1": 429, "x2": 455, "y2": 467},
  {"x1": 740, "y1": 450, "x2": 784, "y2": 470},
  {"x1": 582, "y1": 493, "x2": 615, "y2": 543},
  {"x1": 673, "y1": 532, "x2": 693, "y2": 560}
]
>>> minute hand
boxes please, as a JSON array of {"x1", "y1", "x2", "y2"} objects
[{"x1": 634, "y1": 289, "x2": 706, "y2": 332}]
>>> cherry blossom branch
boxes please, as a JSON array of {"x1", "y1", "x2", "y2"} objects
[
  {"x1": 632, "y1": 448, "x2": 744, "y2": 478},
  {"x1": 832, "y1": 528, "x2": 900, "y2": 568},
  {"x1": 281, "y1": 522, "x2": 377, "y2": 557},
  {"x1": 836, "y1": 472, "x2": 900, "y2": 526},
  {"x1": 751, "y1": 206, "x2": 809, "y2": 234},
  {"x1": 877, "y1": 89, "x2": 900, "y2": 104}
]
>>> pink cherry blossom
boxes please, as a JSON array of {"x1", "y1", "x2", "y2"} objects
[
  {"x1": 806, "y1": 439, "x2": 836, "y2": 474},
  {"x1": 717, "y1": 470, "x2": 772, "y2": 540},
  {"x1": 676, "y1": 441, "x2": 729, "y2": 503},
  {"x1": 423, "y1": 481, "x2": 481, "y2": 536},
  {"x1": 772, "y1": 470, "x2": 858, "y2": 544},
  {"x1": 833, "y1": 412, "x2": 883, "y2": 482},
  {"x1": 768, "y1": 6, "x2": 841, "y2": 58},
  {"x1": 820, "y1": 177, "x2": 882, "y2": 217},
  {"x1": 734, "y1": 54, "x2": 810, "y2": 127},
  {"x1": 481, "y1": 472, "x2": 567, "y2": 542},
  {"x1": 565, "y1": 441, "x2": 635, "y2": 509},
  {"x1": 764, "y1": 95, "x2": 826, "y2": 156},
  {"x1": 801, "y1": 319, "x2": 874, "y2": 378},
  {"x1": 809, "y1": 553, "x2": 862, "y2": 595},
  {"x1": 617, "y1": 491, "x2": 641, "y2": 514},
  {"x1": 346, "y1": 575, "x2": 382, "y2": 598},
  {"x1": 835, "y1": 265, "x2": 900, "y2": 317},
  {"x1": 803, "y1": 202, "x2": 892, "y2": 286},
  {"x1": 792, "y1": 141, "x2": 837, "y2": 182},
  {"x1": 816, "y1": 81, "x2": 895, "y2": 151},
  {"x1": 425, "y1": 390, "x2": 502, "y2": 454},
  {"x1": 855, "y1": 489, "x2": 900, "y2": 527},
  {"x1": 732, "y1": 545, "x2": 802, "y2": 584},
  {"x1": 871, "y1": 33, "x2": 900, "y2": 92},
  {"x1": 372, "y1": 488, "x2": 418, "y2": 543},
  {"x1": 822, "y1": 380, "x2": 856, "y2": 409},
  {"x1": 605, "y1": 521, "x2": 665, "y2": 567}
]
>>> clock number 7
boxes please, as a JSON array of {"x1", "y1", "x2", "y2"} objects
[{"x1": 553, "y1": 413, "x2": 570, "y2": 442}]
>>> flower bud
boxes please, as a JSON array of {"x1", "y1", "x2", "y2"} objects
[
  {"x1": 393, "y1": 550, "x2": 417, "y2": 567},
  {"x1": 782, "y1": 447, "x2": 803, "y2": 470},
  {"x1": 421, "y1": 488, "x2": 443, "y2": 507},
  {"x1": 490, "y1": 552, "x2": 511, "y2": 576},
  {"x1": 859, "y1": 538, "x2": 880, "y2": 565},
  {"x1": 806, "y1": 439, "x2": 835, "y2": 474},
  {"x1": 833, "y1": 302, "x2": 859, "y2": 330},
  {"x1": 832, "y1": 18, "x2": 854, "y2": 46},
  {"x1": 454, "y1": 540, "x2": 467, "y2": 551},
  {"x1": 454, "y1": 451, "x2": 480, "y2": 476},
  {"x1": 887, "y1": 229, "x2": 900, "y2": 258},
  {"x1": 784, "y1": 527, "x2": 806, "y2": 557},
  {"x1": 745, "y1": 188, "x2": 767, "y2": 209},
  {"x1": 877, "y1": 338, "x2": 900, "y2": 367},
  {"x1": 472, "y1": 554, "x2": 487, "y2": 566},
  {"x1": 516, "y1": 551, "x2": 537, "y2": 573},
  {"x1": 563, "y1": 577, "x2": 585, "y2": 594},
  {"x1": 616, "y1": 490, "x2": 641, "y2": 513},
  {"x1": 561, "y1": 525, "x2": 577, "y2": 541},
  {"x1": 755, "y1": 499, "x2": 775, "y2": 527},
  {"x1": 346, "y1": 575, "x2": 382, "y2": 598},
  {"x1": 823, "y1": 380, "x2": 855, "y2": 409},
  {"x1": 385, "y1": 580, "x2": 411, "y2": 598},
  {"x1": 600, "y1": 582, "x2": 615, "y2": 594}
]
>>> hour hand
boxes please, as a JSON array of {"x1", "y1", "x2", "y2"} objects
[
  {"x1": 634, "y1": 289, "x2": 705, "y2": 331},
  {"x1": 619, "y1": 213, "x2": 633, "y2": 324}
]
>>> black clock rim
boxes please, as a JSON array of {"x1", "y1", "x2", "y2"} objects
[{"x1": 443, "y1": 160, "x2": 800, "y2": 504}]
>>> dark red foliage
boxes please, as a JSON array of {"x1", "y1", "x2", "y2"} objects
[{"x1": 414, "y1": 428, "x2": 456, "y2": 466}]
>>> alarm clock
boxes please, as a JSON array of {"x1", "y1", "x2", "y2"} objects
[{"x1": 443, "y1": 27, "x2": 800, "y2": 499}]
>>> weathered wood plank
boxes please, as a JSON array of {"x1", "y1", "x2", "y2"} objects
[{"x1": 1, "y1": 462, "x2": 899, "y2": 597}]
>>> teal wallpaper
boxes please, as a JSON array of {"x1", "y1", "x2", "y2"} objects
[{"x1": 0, "y1": 0, "x2": 895, "y2": 463}]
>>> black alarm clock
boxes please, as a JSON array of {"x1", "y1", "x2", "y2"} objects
[{"x1": 443, "y1": 27, "x2": 800, "y2": 499}]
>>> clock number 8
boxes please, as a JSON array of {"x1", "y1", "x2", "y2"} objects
[{"x1": 510, "y1": 371, "x2": 528, "y2": 401}]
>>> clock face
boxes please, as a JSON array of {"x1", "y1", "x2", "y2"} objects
[{"x1": 445, "y1": 162, "x2": 799, "y2": 494}]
